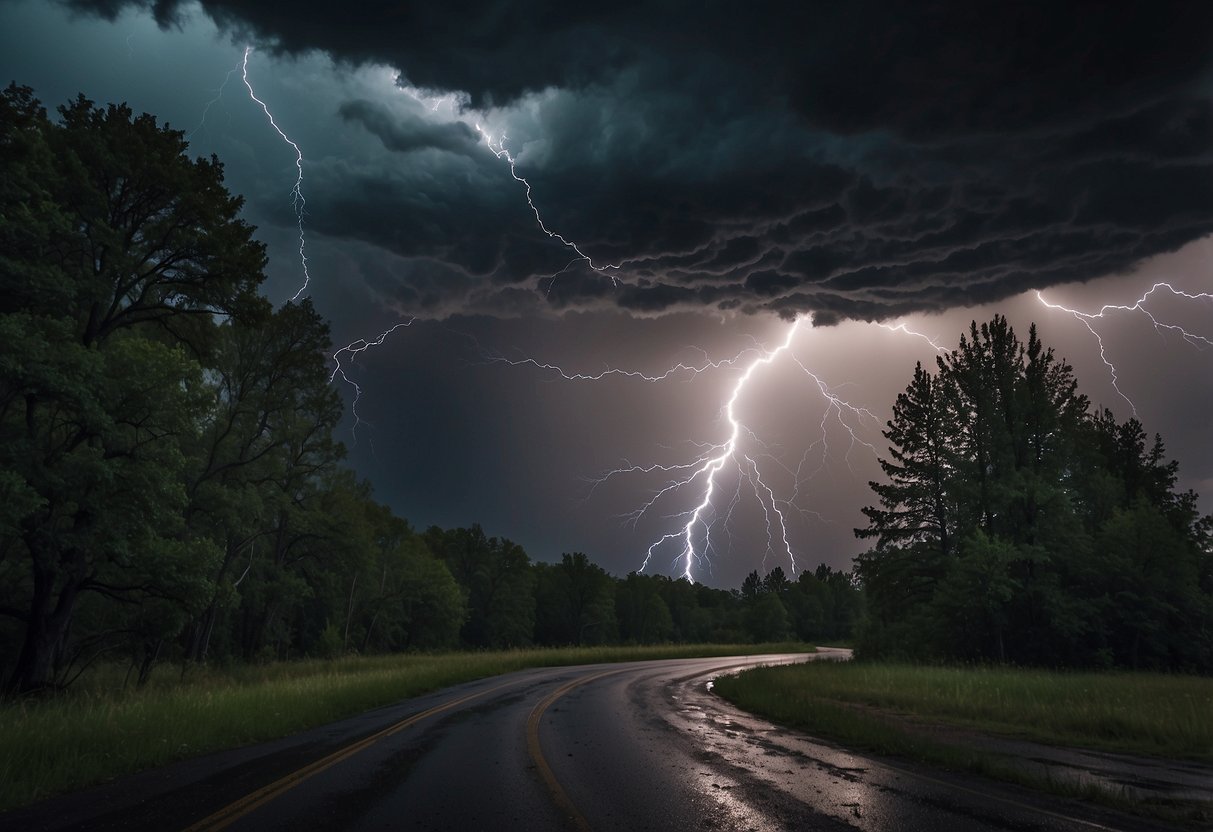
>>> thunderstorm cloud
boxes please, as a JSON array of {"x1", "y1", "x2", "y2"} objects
[{"x1": 64, "y1": 0, "x2": 1213, "y2": 323}]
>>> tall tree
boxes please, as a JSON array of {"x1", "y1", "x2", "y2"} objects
[
  {"x1": 855, "y1": 316, "x2": 1212, "y2": 669},
  {"x1": 0, "y1": 87, "x2": 263, "y2": 692},
  {"x1": 425, "y1": 525, "x2": 535, "y2": 647},
  {"x1": 534, "y1": 553, "x2": 616, "y2": 645}
]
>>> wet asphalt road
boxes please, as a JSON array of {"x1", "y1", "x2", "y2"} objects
[{"x1": 0, "y1": 651, "x2": 1180, "y2": 831}]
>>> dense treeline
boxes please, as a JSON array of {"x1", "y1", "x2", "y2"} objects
[
  {"x1": 855, "y1": 316, "x2": 1213, "y2": 670},
  {"x1": 421, "y1": 527, "x2": 861, "y2": 650},
  {"x1": 0, "y1": 87, "x2": 856, "y2": 695}
]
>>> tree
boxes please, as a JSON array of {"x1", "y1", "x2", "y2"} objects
[
  {"x1": 179, "y1": 299, "x2": 341, "y2": 663},
  {"x1": 746, "y1": 593, "x2": 791, "y2": 643},
  {"x1": 614, "y1": 573, "x2": 674, "y2": 644},
  {"x1": 858, "y1": 362, "x2": 954, "y2": 555},
  {"x1": 854, "y1": 315, "x2": 1212, "y2": 669},
  {"x1": 425, "y1": 525, "x2": 535, "y2": 647},
  {"x1": 0, "y1": 85, "x2": 273, "y2": 691},
  {"x1": 534, "y1": 553, "x2": 616, "y2": 645},
  {"x1": 353, "y1": 527, "x2": 465, "y2": 653}
]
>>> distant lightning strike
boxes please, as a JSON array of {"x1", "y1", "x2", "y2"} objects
[
  {"x1": 240, "y1": 46, "x2": 311, "y2": 302},
  {"x1": 485, "y1": 345, "x2": 764, "y2": 383},
  {"x1": 877, "y1": 321, "x2": 947, "y2": 353},
  {"x1": 500, "y1": 318, "x2": 886, "y2": 581},
  {"x1": 208, "y1": 48, "x2": 411, "y2": 442},
  {"x1": 330, "y1": 321, "x2": 414, "y2": 444},
  {"x1": 215, "y1": 51, "x2": 957, "y2": 564},
  {"x1": 474, "y1": 126, "x2": 623, "y2": 280},
  {"x1": 189, "y1": 58, "x2": 240, "y2": 140},
  {"x1": 394, "y1": 87, "x2": 620, "y2": 284},
  {"x1": 1036, "y1": 282, "x2": 1213, "y2": 416}
]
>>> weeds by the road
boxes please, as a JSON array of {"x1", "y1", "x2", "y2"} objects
[
  {"x1": 0, "y1": 643, "x2": 809, "y2": 812},
  {"x1": 714, "y1": 661, "x2": 1212, "y2": 761}
]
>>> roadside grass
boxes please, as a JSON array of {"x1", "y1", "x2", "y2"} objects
[
  {"x1": 713, "y1": 661, "x2": 1212, "y2": 761},
  {"x1": 0, "y1": 642, "x2": 809, "y2": 812},
  {"x1": 714, "y1": 662, "x2": 1213, "y2": 825}
]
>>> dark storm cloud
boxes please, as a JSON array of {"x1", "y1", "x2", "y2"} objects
[
  {"x1": 338, "y1": 99, "x2": 480, "y2": 157},
  {"x1": 65, "y1": 0, "x2": 1213, "y2": 322}
]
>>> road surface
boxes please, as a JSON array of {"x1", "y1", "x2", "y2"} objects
[{"x1": 1, "y1": 651, "x2": 1181, "y2": 831}]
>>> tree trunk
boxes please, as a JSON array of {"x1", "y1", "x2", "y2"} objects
[
  {"x1": 343, "y1": 571, "x2": 358, "y2": 652},
  {"x1": 136, "y1": 639, "x2": 163, "y2": 688},
  {"x1": 7, "y1": 565, "x2": 79, "y2": 695}
]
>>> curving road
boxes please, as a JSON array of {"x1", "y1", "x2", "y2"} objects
[{"x1": 1, "y1": 651, "x2": 1177, "y2": 831}]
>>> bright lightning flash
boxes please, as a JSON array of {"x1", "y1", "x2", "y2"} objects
[
  {"x1": 497, "y1": 318, "x2": 882, "y2": 582},
  {"x1": 1036, "y1": 282, "x2": 1213, "y2": 416},
  {"x1": 241, "y1": 46, "x2": 311, "y2": 302}
]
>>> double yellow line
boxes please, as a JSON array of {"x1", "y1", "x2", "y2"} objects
[
  {"x1": 525, "y1": 668, "x2": 624, "y2": 832},
  {"x1": 184, "y1": 678, "x2": 518, "y2": 831},
  {"x1": 185, "y1": 668, "x2": 618, "y2": 831}
]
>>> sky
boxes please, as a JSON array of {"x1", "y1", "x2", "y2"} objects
[{"x1": 2, "y1": 0, "x2": 1211, "y2": 588}]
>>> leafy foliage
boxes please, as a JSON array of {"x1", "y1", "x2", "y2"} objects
[{"x1": 855, "y1": 315, "x2": 1213, "y2": 670}]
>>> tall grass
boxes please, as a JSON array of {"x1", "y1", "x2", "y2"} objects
[
  {"x1": 0, "y1": 643, "x2": 808, "y2": 811},
  {"x1": 714, "y1": 661, "x2": 1213, "y2": 761}
]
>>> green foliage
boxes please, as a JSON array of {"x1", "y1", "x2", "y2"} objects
[
  {"x1": 0, "y1": 82, "x2": 273, "y2": 691},
  {"x1": 533, "y1": 553, "x2": 617, "y2": 645},
  {"x1": 855, "y1": 316, "x2": 1213, "y2": 669},
  {"x1": 424, "y1": 524, "x2": 536, "y2": 648},
  {"x1": 615, "y1": 573, "x2": 674, "y2": 644},
  {"x1": 0, "y1": 85, "x2": 417, "y2": 691}
]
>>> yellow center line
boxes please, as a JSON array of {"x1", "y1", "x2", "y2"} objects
[
  {"x1": 526, "y1": 668, "x2": 626, "y2": 832},
  {"x1": 183, "y1": 678, "x2": 521, "y2": 832}
]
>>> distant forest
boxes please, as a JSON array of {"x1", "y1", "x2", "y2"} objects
[
  {"x1": 0, "y1": 86, "x2": 857, "y2": 695},
  {"x1": 856, "y1": 316, "x2": 1213, "y2": 671}
]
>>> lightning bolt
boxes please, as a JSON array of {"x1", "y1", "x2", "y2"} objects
[
  {"x1": 877, "y1": 321, "x2": 947, "y2": 353},
  {"x1": 240, "y1": 45, "x2": 311, "y2": 302},
  {"x1": 189, "y1": 56, "x2": 241, "y2": 141},
  {"x1": 475, "y1": 126, "x2": 623, "y2": 281},
  {"x1": 1036, "y1": 282, "x2": 1213, "y2": 416},
  {"x1": 495, "y1": 318, "x2": 883, "y2": 582},
  {"x1": 330, "y1": 321, "x2": 414, "y2": 444},
  {"x1": 484, "y1": 342, "x2": 764, "y2": 382},
  {"x1": 206, "y1": 50, "x2": 416, "y2": 444}
]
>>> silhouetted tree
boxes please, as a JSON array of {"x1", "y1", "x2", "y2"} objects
[{"x1": 854, "y1": 316, "x2": 1212, "y2": 670}]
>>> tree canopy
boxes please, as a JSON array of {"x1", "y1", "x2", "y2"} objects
[
  {"x1": 0, "y1": 85, "x2": 466, "y2": 692},
  {"x1": 855, "y1": 316, "x2": 1212, "y2": 670}
]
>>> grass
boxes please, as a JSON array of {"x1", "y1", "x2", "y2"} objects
[
  {"x1": 713, "y1": 661, "x2": 1213, "y2": 761},
  {"x1": 0, "y1": 642, "x2": 809, "y2": 812},
  {"x1": 714, "y1": 661, "x2": 1213, "y2": 824}
]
